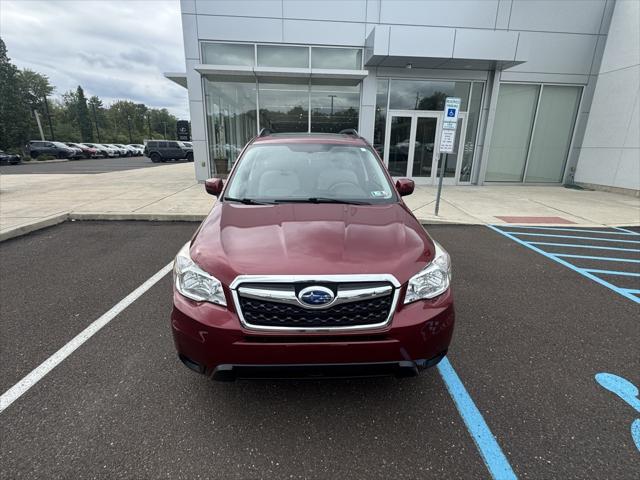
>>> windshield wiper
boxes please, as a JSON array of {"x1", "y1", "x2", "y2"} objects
[
  {"x1": 273, "y1": 197, "x2": 370, "y2": 205},
  {"x1": 224, "y1": 197, "x2": 273, "y2": 205}
]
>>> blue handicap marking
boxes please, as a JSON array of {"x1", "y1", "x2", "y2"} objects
[
  {"x1": 447, "y1": 108, "x2": 456, "y2": 117},
  {"x1": 595, "y1": 372, "x2": 640, "y2": 452}
]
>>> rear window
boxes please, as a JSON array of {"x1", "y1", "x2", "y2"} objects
[{"x1": 225, "y1": 144, "x2": 396, "y2": 204}]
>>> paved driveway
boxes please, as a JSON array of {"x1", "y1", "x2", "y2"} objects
[
  {"x1": 1, "y1": 222, "x2": 637, "y2": 478},
  {"x1": 0, "y1": 156, "x2": 191, "y2": 175}
]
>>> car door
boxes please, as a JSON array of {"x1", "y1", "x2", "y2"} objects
[{"x1": 167, "y1": 141, "x2": 181, "y2": 159}]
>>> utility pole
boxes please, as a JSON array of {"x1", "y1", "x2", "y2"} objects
[
  {"x1": 161, "y1": 121, "x2": 167, "y2": 139},
  {"x1": 33, "y1": 110, "x2": 45, "y2": 140},
  {"x1": 43, "y1": 96, "x2": 54, "y2": 140},
  {"x1": 91, "y1": 102, "x2": 101, "y2": 142},
  {"x1": 328, "y1": 94, "x2": 337, "y2": 115},
  {"x1": 126, "y1": 115, "x2": 133, "y2": 144}
]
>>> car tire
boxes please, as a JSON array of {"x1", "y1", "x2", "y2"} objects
[
  {"x1": 150, "y1": 153, "x2": 161, "y2": 163},
  {"x1": 186, "y1": 152, "x2": 194, "y2": 162}
]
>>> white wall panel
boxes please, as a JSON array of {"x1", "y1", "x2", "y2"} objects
[
  {"x1": 453, "y1": 29, "x2": 518, "y2": 61},
  {"x1": 197, "y1": 15, "x2": 283, "y2": 43},
  {"x1": 511, "y1": 32, "x2": 598, "y2": 75},
  {"x1": 195, "y1": 0, "x2": 282, "y2": 18},
  {"x1": 509, "y1": 0, "x2": 606, "y2": 34},
  {"x1": 388, "y1": 26, "x2": 454, "y2": 58},
  {"x1": 598, "y1": 0, "x2": 640, "y2": 73},
  {"x1": 181, "y1": 14, "x2": 199, "y2": 60},
  {"x1": 180, "y1": 0, "x2": 195, "y2": 14},
  {"x1": 379, "y1": 0, "x2": 498, "y2": 29},
  {"x1": 283, "y1": 0, "x2": 367, "y2": 22},
  {"x1": 613, "y1": 149, "x2": 640, "y2": 190},
  {"x1": 495, "y1": 0, "x2": 512, "y2": 29},
  {"x1": 283, "y1": 19, "x2": 366, "y2": 46}
]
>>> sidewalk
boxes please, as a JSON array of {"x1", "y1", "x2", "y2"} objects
[{"x1": 1, "y1": 163, "x2": 638, "y2": 241}]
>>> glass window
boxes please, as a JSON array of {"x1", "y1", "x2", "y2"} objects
[
  {"x1": 204, "y1": 79, "x2": 257, "y2": 175},
  {"x1": 202, "y1": 43, "x2": 254, "y2": 66},
  {"x1": 373, "y1": 78, "x2": 389, "y2": 157},
  {"x1": 486, "y1": 84, "x2": 540, "y2": 182},
  {"x1": 258, "y1": 81, "x2": 309, "y2": 132},
  {"x1": 257, "y1": 45, "x2": 309, "y2": 68},
  {"x1": 525, "y1": 85, "x2": 581, "y2": 183},
  {"x1": 459, "y1": 82, "x2": 484, "y2": 182},
  {"x1": 225, "y1": 144, "x2": 396, "y2": 203},
  {"x1": 311, "y1": 47, "x2": 362, "y2": 69},
  {"x1": 389, "y1": 80, "x2": 470, "y2": 111},
  {"x1": 310, "y1": 82, "x2": 359, "y2": 133}
]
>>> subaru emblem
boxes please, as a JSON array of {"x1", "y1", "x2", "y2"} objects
[{"x1": 298, "y1": 286, "x2": 335, "y2": 307}]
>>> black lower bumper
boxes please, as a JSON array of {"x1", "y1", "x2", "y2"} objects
[{"x1": 207, "y1": 351, "x2": 447, "y2": 382}]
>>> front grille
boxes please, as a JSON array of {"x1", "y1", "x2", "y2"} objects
[
  {"x1": 238, "y1": 294, "x2": 393, "y2": 328},
  {"x1": 236, "y1": 282, "x2": 395, "y2": 329}
]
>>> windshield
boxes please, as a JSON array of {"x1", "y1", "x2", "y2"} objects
[
  {"x1": 53, "y1": 142, "x2": 68, "y2": 148},
  {"x1": 224, "y1": 144, "x2": 396, "y2": 204}
]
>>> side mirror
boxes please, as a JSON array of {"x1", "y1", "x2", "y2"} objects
[
  {"x1": 395, "y1": 178, "x2": 414, "y2": 197},
  {"x1": 205, "y1": 178, "x2": 224, "y2": 196}
]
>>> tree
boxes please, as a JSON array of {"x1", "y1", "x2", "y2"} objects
[
  {"x1": 0, "y1": 37, "x2": 30, "y2": 151},
  {"x1": 76, "y1": 86, "x2": 93, "y2": 142},
  {"x1": 88, "y1": 96, "x2": 106, "y2": 142}
]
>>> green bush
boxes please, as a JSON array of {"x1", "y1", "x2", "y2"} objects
[{"x1": 36, "y1": 154, "x2": 56, "y2": 161}]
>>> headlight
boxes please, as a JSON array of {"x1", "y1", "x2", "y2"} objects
[
  {"x1": 404, "y1": 240, "x2": 451, "y2": 303},
  {"x1": 173, "y1": 242, "x2": 226, "y2": 306}
]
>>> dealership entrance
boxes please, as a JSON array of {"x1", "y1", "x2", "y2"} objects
[{"x1": 383, "y1": 110, "x2": 469, "y2": 185}]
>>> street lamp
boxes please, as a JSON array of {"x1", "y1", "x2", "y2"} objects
[{"x1": 327, "y1": 94, "x2": 337, "y2": 116}]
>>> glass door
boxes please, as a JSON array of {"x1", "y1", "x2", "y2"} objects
[{"x1": 383, "y1": 111, "x2": 440, "y2": 183}]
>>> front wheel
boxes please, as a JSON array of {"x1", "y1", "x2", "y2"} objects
[
  {"x1": 150, "y1": 153, "x2": 161, "y2": 163},
  {"x1": 186, "y1": 152, "x2": 194, "y2": 162}
]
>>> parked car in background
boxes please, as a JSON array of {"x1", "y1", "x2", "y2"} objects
[
  {"x1": 144, "y1": 140, "x2": 193, "y2": 162},
  {"x1": 0, "y1": 150, "x2": 21, "y2": 165},
  {"x1": 64, "y1": 143, "x2": 84, "y2": 159},
  {"x1": 66, "y1": 142, "x2": 98, "y2": 159},
  {"x1": 25, "y1": 141, "x2": 76, "y2": 159},
  {"x1": 128, "y1": 144, "x2": 144, "y2": 156},
  {"x1": 84, "y1": 143, "x2": 115, "y2": 157},
  {"x1": 113, "y1": 144, "x2": 137, "y2": 157},
  {"x1": 105, "y1": 144, "x2": 126, "y2": 157}
]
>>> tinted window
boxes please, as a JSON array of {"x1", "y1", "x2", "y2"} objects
[
  {"x1": 257, "y1": 45, "x2": 308, "y2": 68},
  {"x1": 168, "y1": 142, "x2": 179, "y2": 147},
  {"x1": 225, "y1": 144, "x2": 395, "y2": 204},
  {"x1": 202, "y1": 42, "x2": 254, "y2": 66},
  {"x1": 147, "y1": 141, "x2": 158, "y2": 148},
  {"x1": 159, "y1": 142, "x2": 169, "y2": 148},
  {"x1": 311, "y1": 48, "x2": 362, "y2": 69}
]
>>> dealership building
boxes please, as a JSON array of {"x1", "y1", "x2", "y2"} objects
[{"x1": 167, "y1": 0, "x2": 639, "y2": 195}]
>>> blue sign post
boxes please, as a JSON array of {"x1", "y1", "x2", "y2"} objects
[{"x1": 435, "y1": 97, "x2": 461, "y2": 216}]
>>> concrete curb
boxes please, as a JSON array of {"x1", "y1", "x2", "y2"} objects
[
  {"x1": 69, "y1": 212, "x2": 207, "y2": 222},
  {"x1": 0, "y1": 213, "x2": 69, "y2": 242},
  {"x1": 21, "y1": 158, "x2": 70, "y2": 164}
]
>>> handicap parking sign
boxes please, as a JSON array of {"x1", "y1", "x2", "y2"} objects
[{"x1": 447, "y1": 108, "x2": 456, "y2": 117}]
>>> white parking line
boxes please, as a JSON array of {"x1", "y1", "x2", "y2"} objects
[{"x1": 0, "y1": 262, "x2": 173, "y2": 414}]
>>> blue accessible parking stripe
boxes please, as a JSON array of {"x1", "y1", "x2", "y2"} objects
[{"x1": 488, "y1": 225, "x2": 640, "y2": 304}]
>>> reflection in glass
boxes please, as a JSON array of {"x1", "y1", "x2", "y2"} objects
[
  {"x1": 387, "y1": 116, "x2": 412, "y2": 176},
  {"x1": 257, "y1": 45, "x2": 309, "y2": 68},
  {"x1": 374, "y1": 79, "x2": 389, "y2": 157},
  {"x1": 203, "y1": 79, "x2": 257, "y2": 175},
  {"x1": 412, "y1": 117, "x2": 438, "y2": 177},
  {"x1": 202, "y1": 43, "x2": 254, "y2": 66},
  {"x1": 311, "y1": 48, "x2": 362, "y2": 69},
  {"x1": 525, "y1": 85, "x2": 581, "y2": 183},
  {"x1": 258, "y1": 81, "x2": 309, "y2": 132},
  {"x1": 459, "y1": 82, "x2": 483, "y2": 182},
  {"x1": 310, "y1": 83, "x2": 359, "y2": 133},
  {"x1": 390, "y1": 80, "x2": 470, "y2": 111},
  {"x1": 486, "y1": 84, "x2": 540, "y2": 181}
]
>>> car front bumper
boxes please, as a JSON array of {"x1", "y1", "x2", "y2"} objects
[{"x1": 171, "y1": 288, "x2": 455, "y2": 379}]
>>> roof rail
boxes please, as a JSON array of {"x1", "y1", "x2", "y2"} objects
[
  {"x1": 338, "y1": 128, "x2": 359, "y2": 137},
  {"x1": 258, "y1": 128, "x2": 274, "y2": 137}
]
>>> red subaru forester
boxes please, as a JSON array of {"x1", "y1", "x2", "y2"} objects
[{"x1": 171, "y1": 131, "x2": 454, "y2": 381}]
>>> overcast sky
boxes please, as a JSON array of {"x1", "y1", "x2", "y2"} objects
[{"x1": 0, "y1": 0, "x2": 189, "y2": 118}]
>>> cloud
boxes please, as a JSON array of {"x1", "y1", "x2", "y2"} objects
[{"x1": 0, "y1": 0, "x2": 189, "y2": 118}]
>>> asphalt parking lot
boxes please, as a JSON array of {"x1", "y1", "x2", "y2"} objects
[
  {"x1": 0, "y1": 156, "x2": 191, "y2": 175},
  {"x1": 0, "y1": 221, "x2": 638, "y2": 479}
]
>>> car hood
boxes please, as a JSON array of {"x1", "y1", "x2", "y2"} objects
[{"x1": 190, "y1": 202, "x2": 434, "y2": 287}]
